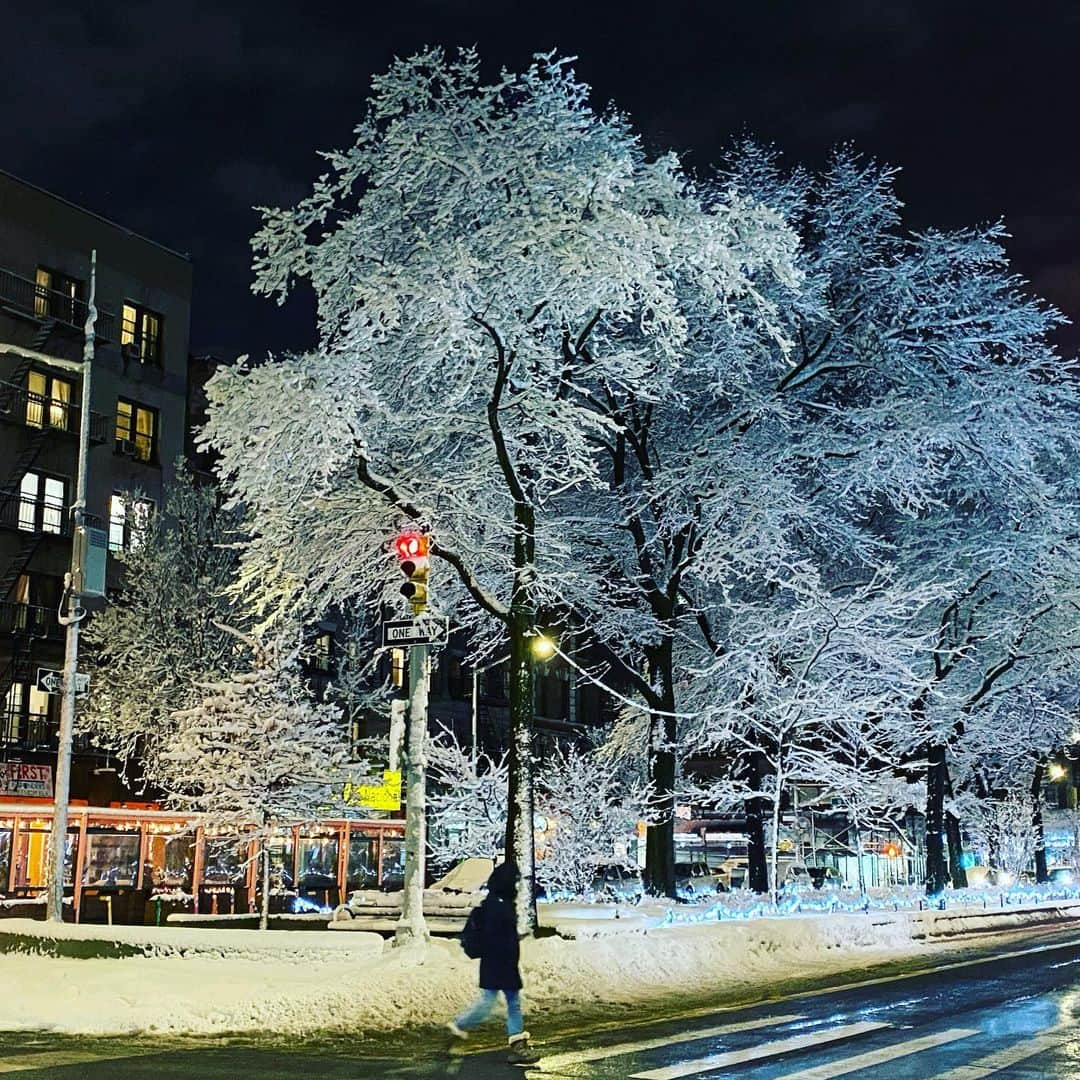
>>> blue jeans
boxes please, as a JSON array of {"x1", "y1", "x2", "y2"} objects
[{"x1": 453, "y1": 988, "x2": 524, "y2": 1037}]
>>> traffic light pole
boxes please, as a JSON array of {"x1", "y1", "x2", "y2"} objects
[
  {"x1": 46, "y1": 250, "x2": 96, "y2": 924},
  {"x1": 394, "y1": 641, "x2": 430, "y2": 945}
]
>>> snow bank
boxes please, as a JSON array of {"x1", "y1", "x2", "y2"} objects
[{"x1": 1, "y1": 899, "x2": 1076, "y2": 1037}]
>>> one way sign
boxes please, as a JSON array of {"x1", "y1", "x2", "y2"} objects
[{"x1": 36, "y1": 668, "x2": 90, "y2": 696}]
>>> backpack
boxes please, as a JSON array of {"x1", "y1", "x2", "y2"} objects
[{"x1": 460, "y1": 904, "x2": 485, "y2": 958}]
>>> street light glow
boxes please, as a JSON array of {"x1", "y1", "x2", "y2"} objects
[{"x1": 531, "y1": 634, "x2": 556, "y2": 660}]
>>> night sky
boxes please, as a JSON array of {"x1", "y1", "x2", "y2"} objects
[{"x1": 5, "y1": 1, "x2": 1079, "y2": 359}]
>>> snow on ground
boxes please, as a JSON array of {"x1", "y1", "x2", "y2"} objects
[{"x1": 1, "y1": 899, "x2": 1077, "y2": 1038}]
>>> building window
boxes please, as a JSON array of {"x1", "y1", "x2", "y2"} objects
[
  {"x1": 120, "y1": 302, "x2": 163, "y2": 365},
  {"x1": 34, "y1": 267, "x2": 83, "y2": 324},
  {"x1": 108, "y1": 494, "x2": 154, "y2": 552},
  {"x1": 2, "y1": 682, "x2": 51, "y2": 745},
  {"x1": 25, "y1": 370, "x2": 72, "y2": 431},
  {"x1": 18, "y1": 471, "x2": 66, "y2": 534},
  {"x1": 390, "y1": 648, "x2": 405, "y2": 688},
  {"x1": 115, "y1": 399, "x2": 158, "y2": 463},
  {"x1": 311, "y1": 632, "x2": 333, "y2": 674}
]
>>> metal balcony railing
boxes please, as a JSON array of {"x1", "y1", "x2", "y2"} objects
[
  {"x1": 0, "y1": 601, "x2": 59, "y2": 637},
  {"x1": 0, "y1": 489, "x2": 71, "y2": 536},
  {"x1": 0, "y1": 712, "x2": 57, "y2": 751},
  {"x1": 0, "y1": 380, "x2": 109, "y2": 443},
  {"x1": 0, "y1": 267, "x2": 115, "y2": 341}
]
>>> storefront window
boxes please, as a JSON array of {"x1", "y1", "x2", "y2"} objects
[
  {"x1": 0, "y1": 827, "x2": 11, "y2": 890},
  {"x1": 265, "y1": 832, "x2": 294, "y2": 890},
  {"x1": 14, "y1": 824, "x2": 77, "y2": 889},
  {"x1": 380, "y1": 837, "x2": 405, "y2": 891},
  {"x1": 347, "y1": 831, "x2": 378, "y2": 890},
  {"x1": 83, "y1": 831, "x2": 139, "y2": 887},
  {"x1": 202, "y1": 836, "x2": 248, "y2": 884},
  {"x1": 144, "y1": 833, "x2": 194, "y2": 891},
  {"x1": 298, "y1": 833, "x2": 338, "y2": 887}
]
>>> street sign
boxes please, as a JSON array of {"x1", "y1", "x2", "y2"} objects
[
  {"x1": 381, "y1": 616, "x2": 449, "y2": 648},
  {"x1": 342, "y1": 770, "x2": 402, "y2": 811},
  {"x1": 36, "y1": 668, "x2": 89, "y2": 696}
]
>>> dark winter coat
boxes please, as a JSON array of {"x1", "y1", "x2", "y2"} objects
[{"x1": 476, "y1": 861, "x2": 522, "y2": 991}]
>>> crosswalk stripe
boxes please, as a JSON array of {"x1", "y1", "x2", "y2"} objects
[
  {"x1": 628, "y1": 1021, "x2": 890, "y2": 1079},
  {"x1": 927, "y1": 1026, "x2": 1071, "y2": 1079},
  {"x1": 774, "y1": 1027, "x2": 979, "y2": 1079},
  {"x1": 533, "y1": 1013, "x2": 806, "y2": 1071},
  {"x1": 0, "y1": 1048, "x2": 157, "y2": 1073}
]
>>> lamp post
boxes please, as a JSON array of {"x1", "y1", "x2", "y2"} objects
[{"x1": 470, "y1": 635, "x2": 554, "y2": 767}]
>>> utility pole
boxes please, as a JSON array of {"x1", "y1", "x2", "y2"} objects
[
  {"x1": 395, "y1": 640, "x2": 430, "y2": 944},
  {"x1": 46, "y1": 250, "x2": 96, "y2": 923},
  {"x1": 392, "y1": 530, "x2": 431, "y2": 945}
]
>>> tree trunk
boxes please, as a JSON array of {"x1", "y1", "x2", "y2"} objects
[
  {"x1": 643, "y1": 642, "x2": 677, "y2": 899},
  {"x1": 945, "y1": 809, "x2": 967, "y2": 889},
  {"x1": 1032, "y1": 762, "x2": 1048, "y2": 884},
  {"x1": 395, "y1": 643, "x2": 430, "y2": 945},
  {"x1": 925, "y1": 742, "x2": 949, "y2": 895},
  {"x1": 852, "y1": 821, "x2": 866, "y2": 894},
  {"x1": 504, "y1": 490, "x2": 538, "y2": 935},
  {"x1": 259, "y1": 841, "x2": 271, "y2": 931},
  {"x1": 746, "y1": 751, "x2": 769, "y2": 895},
  {"x1": 768, "y1": 764, "x2": 783, "y2": 903}
]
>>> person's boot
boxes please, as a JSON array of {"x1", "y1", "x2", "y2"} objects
[
  {"x1": 507, "y1": 1031, "x2": 540, "y2": 1065},
  {"x1": 445, "y1": 1020, "x2": 469, "y2": 1054}
]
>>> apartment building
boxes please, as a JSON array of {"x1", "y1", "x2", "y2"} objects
[{"x1": 0, "y1": 169, "x2": 192, "y2": 804}]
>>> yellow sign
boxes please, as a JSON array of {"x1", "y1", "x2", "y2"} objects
[{"x1": 343, "y1": 770, "x2": 402, "y2": 811}]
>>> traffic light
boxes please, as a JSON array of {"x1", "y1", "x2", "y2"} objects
[{"x1": 394, "y1": 531, "x2": 429, "y2": 614}]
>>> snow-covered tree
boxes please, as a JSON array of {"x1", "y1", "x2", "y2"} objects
[
  {"x1": 426, "y1": 729, "x2": 507, "y2": 868},
  {"x1": 684, "y1": 567, "x2": 937, "y2": 897},
  {"x1": 163, "y1": 630, "x2": 350, "y2": 929},
  {"x1": 202, "y1": 49, "x2": 798, "y2": 930},
  {"x1": 534, "y1": 742, "x2": 653, "y2": 897},
  {"x1": 80, "y1": 466, "x2": 247, "y2": 787}
]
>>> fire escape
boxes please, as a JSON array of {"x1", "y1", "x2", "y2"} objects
[{"x1": 0, "y1": 273, "x2": 111, "y2": 754}]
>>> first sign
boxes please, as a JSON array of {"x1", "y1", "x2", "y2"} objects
[{"x1": 36, "y1": 668, "x2": 89, "y2": 695}]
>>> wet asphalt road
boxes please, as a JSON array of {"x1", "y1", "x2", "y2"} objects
[{"x1": 2, "y1": 929, "x2": 1080, "y2": 1078}]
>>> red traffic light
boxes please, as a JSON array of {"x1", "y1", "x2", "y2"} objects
[{"x1": 394, "y1": 532, "x2": 428, "y2": 560}]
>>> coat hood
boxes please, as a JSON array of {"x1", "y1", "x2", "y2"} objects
[{"x1": 486, "y1": 860, "x2": 519, "y2": 900}]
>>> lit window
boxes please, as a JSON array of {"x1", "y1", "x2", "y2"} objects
[
  {"x1": 312, "y1": 633, "x2": 333, "y2": 674},
  {"x1": 109, "y1": 494, "x2": 154, "y2": 552},
  {"x1": 34, "y1": 267, "x2": 82, "y2": 324},
  {"x1": 120, "y1": 302, "x2": 164, "y2": 365},
  {"x1": 25, "y1": 371, "x2": 72, "y2": 431},
  {"x1": 391, "y1": 648, "x2": 405, "y2": 688},
  {"x1": 115, "y1": 399, "x2": 158, "y2": 463},
  {"x1": 18, "y1": 472, "x2": 66, "y2": 534}
]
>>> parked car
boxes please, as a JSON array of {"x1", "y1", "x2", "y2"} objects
[
  {"x1": 720, "y1": 858, "x2": 749, "y2": 889},
  {"x1": 782, "y1": 864, "x2": 814, "y2": 890},
  {"x1": 1049, "y1": 867, "x2": 1075, "y2": 885},
  {"x1": 590, "y1": 863, "x2": 644, "y2": 903},
  {"x1": 674, "y1": 860, "x2": 728, "y2": 899},
  {"x1": 806, "y1": 866, "x2": 845, "y2": 890}
]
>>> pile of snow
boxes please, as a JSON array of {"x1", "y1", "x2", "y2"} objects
[
  {"x1": 0, "y1": 906, "x2": 955, "y2": 1037},
  {"x1": 334, "y1": 857, "x2": 492, "y2": 920},
  {"x1": 2, "y1": 896, "x2": 1077, "y2": 1037}
]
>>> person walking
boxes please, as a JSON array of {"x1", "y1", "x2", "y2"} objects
[{"x1": 446, "y1": 860, "x2": 540, "y2": 1065}]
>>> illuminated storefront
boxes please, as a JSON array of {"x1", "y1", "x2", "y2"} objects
[{"x1": 0, "y1": 802, "x2": 404, "y2": 923}]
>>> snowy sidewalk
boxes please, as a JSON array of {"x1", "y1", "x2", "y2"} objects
[{"x1": 0, "y1": 899, "x2": 1077, "y2": 1037}]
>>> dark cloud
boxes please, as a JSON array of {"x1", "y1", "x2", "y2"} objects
[{"x1": 2, "y1": 0, "x2": 1077, "y2": 356}]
